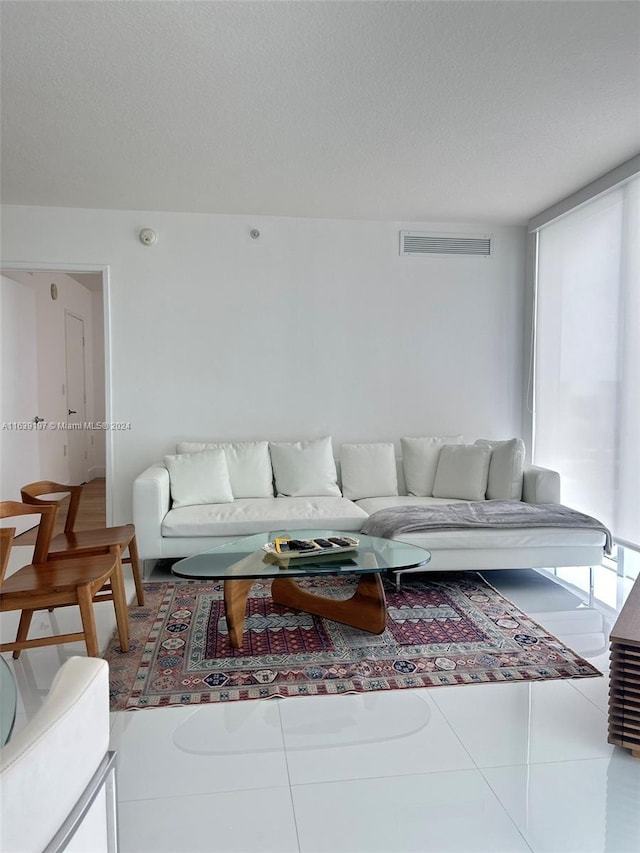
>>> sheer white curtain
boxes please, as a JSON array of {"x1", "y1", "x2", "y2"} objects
[{"x1": 533, "y1": 175, "x2": 640, "y2": 549}]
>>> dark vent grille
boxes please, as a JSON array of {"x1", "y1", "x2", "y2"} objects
[{"x1": 400, "y1": 232, "x2": 492, "y2": 257}]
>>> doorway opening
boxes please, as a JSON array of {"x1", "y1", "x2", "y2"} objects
[{"x1": 0, "y1": 265, "x2": 112, "y2": 530}]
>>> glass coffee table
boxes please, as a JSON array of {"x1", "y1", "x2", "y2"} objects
[{"x1": 172, "y1": 529, "x2": 431, "y2": 648}]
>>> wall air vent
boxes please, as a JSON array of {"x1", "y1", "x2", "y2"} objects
[{"x1": 400, "y1": 231, "x2": 492, "y2": 258}]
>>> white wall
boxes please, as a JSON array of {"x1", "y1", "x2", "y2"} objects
[
  {"x1": 1, "y1": 205, "x2": 526, "y2": 523},
  {"x1": 91, "y1": 287, "x2": 106, "y2": 477}
]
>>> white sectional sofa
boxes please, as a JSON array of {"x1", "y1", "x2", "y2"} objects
[{"x1": 133, "y1": 436, "x2": 608, "y2": 580}]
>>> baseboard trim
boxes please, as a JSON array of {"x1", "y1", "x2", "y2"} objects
[{"x1": 88, "y1": 466, "x2": 106, "y2": 480}]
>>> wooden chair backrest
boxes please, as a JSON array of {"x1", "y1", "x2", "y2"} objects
[
  {"x1": 0, "y1": 501, "x2": 58, "y2": 563},
  {"x1": 20, "y1": 481, "x2": 84, "y2": 535},
  {"x1": 0, "y1": 528, "x2": 15, "y2": 588}
]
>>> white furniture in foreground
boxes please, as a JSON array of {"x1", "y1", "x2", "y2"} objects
[
  {"x1": 133, "y1": 437, "x2": 607, "y2": 580},
  {"x1": 0, "y1": 657, "x2": 118, "y2": 853}
]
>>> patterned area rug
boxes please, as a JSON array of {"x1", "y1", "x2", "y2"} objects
[{"x1": 105, "y1": 573, "x2": 601, "y2": 709}]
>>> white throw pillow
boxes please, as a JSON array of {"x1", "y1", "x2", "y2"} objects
[
  {"x1": 176, "y1": 440, "x2": 273, "y2": 498},
  {"x1": 269, "y1": 437, "x2": 341, "y2": 497},
  {"x1": 163, "y1": 449, "x2": 234, "y2": 508},
  {"x1": 340, "y1": 443, "x2": 399, "y2": 500},
  {"x1": 401, "y1": 435, "x2": 464, "y2": 496},
  {"x1": 474, "y1": 438, "x2": 525, "y2": 500},
  {"x1": 432, "y1": 444, "x2": 491, "y2": 501}
]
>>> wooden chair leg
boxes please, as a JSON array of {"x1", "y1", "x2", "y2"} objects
[
  {"x1": 126, "y1": 535, "x2": 145, "y2": 606},
  {"x1": 77, "y1": 585, "x2": 100, "y2": 657},
  {"x1": 13, "y1": 610, "x2": 35, "y2": 660},
  {"x1": 109, "y1": 562, "x2": 130, "y2": 653}
]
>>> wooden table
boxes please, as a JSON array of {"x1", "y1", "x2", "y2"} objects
[{"x1": 608, "y1": 573, "x2": 640, "y2": 758}]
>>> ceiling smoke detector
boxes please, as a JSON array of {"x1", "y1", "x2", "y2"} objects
[{"x1": 139, "y1": 228, "x2": 157, "y2": 246}]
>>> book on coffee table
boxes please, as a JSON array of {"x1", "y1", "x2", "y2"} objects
[{"x1": 263, "y1": 535, "x2": 359, "y2": 560}]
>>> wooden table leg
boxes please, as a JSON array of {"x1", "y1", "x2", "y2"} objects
[
  {"x1": 126, "y1": 535, "x2": 145, "y2": 606},
  {"x1": 271, "y1": 573, "x2": 386, "y2": 634},
  {"x1": 223, "y1": 579, "x2": 254, "y2": 649}
]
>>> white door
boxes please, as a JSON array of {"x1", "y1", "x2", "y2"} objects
[
  {"x1": 0, "y1": 275, "x2": 41, "y2": 532},
  {"x1": 65, "y1": 311, "x2": 88, "y2": 483}
]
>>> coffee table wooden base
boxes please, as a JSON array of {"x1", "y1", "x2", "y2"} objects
[
  {"x1": 223, "y1": 573, "x2": 387, "y2": 649},
  {"x1": 223, "y1": 579, "x2": 255, "y2": 649}
]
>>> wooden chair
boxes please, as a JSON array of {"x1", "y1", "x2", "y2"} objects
[
  {"x1": 0, "y1": 502, "x2": 129, "y2": 658},
  {"x1": 20, "y1": 480, "x2": 145, "y2": 606}
]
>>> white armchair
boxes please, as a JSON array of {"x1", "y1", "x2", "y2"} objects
[{"x1": 0, "y1": 657, "x2": 117, "y2": 853}]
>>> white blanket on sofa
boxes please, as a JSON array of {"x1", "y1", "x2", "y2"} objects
[{"x1": 360, "y1": 500, "x2": 613, "y2": 553}]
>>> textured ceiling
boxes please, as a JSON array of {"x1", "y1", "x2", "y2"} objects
[{"x1": 1, "y1": 0, "x2": 639, "y2": 224}]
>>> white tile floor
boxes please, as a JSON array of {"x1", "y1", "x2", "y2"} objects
[{"x1": 3, "y1": 548, "x2": 640, "y2": 853}]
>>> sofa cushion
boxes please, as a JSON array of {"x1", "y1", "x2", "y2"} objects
[
  {"x1": 355, "y1": 495, "x2": 468, "y2": 515},
  {"x1": 163, "y1": 450, "x2": 234, "y2": 508},
  {"x1": 269, "y1": 437, "x2": 341, "y2": 497},
  {"x1": 176, "y1": 440, "x2": 273, "y2": 498},
  {"x1": 340, "y1": 442, "x2": 398, "y2": 500},
  {"x1": 400, "y1": 435, "x2": 463, "y2": 496},
  {"x1": 474, "y1": 438, "x2": 525, "y2": 500},
  {"x1": 161, "y1": 497, "x2": 367, "y2": 537},
  {"x1": 432, "y1": 444, "x2": 491, "y2": 501}
]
